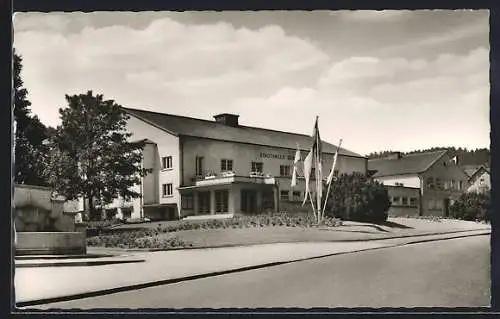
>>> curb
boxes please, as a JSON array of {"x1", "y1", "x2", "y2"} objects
[
  {"x1": 15, "y1": 259, "x2": 145, "y2": 268},
  {"x1": 16, "y1": 231, "x2": 490, "y2": 308},
  {"x1": 88, "y1": 228, "x2": 491, "y2": 253}
]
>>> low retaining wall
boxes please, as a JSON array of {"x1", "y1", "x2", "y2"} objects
[{"x1": 16, "y1": 232, "x2": 86, "y2": 256}]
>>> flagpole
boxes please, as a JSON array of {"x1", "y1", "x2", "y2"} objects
[
  {"x1": 321, "y1": 138, "x2": 343, "y2": 218},
  {"x1": 296, "y1": 160, "x2": 318, "y2": 220},
  {"x1": 315, "y1": 116, "x2": 321, "y2": 224}
]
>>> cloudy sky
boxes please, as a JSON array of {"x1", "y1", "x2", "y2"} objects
[{"x1": 13, "y1": 10, "x2": 489, "y2": 155}]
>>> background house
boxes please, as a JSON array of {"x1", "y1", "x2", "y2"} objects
[
  {"x1": 368, "y1": 150, "x2": 469, "y2": 217},
  {"x1": 463, "y1": 164, "x2": 491, "y2": 194}
]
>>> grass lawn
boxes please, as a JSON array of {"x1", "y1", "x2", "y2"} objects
[
  {"x1": 87, "y1": 216, "x2": 489, "y2": 250},
  {"x1": 156, "y1": 226, "x2": 392, "y2": 248}
]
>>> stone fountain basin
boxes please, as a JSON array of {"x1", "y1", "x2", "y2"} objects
[{"x1": 16, "y1": 232, "x2": 86, "y2": 256}]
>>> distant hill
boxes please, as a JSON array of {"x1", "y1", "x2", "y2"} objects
[{"x1": 367, "y1": 147, "x2": 490, "y2": 167}]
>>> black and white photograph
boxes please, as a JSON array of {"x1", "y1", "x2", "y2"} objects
[{"x1": 12, "y1": 9, "x2": 492, "y2": 310}]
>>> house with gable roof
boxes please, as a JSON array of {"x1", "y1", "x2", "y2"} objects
[
  {"x1": 368, "y1": 150, "x2": 469, "y2": 217},
  {"x1": 463, "y1": 164, "x2": 491, "y2": 194}
]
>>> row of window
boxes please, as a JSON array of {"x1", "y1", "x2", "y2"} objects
[
  {"x1": 166, "y1": 155, "x2": 329, "y2": 178},
  {"x1": 280, "y1": 190, "x2": 303, "y2": 201},
  {"x1": 181, "y1": 191, "x2": 229, "y2": 213},
  {"x1": 392, "y1": 196, "x2": 418, "y2": 207},
  {"x1": 426, "y1": 177, "x2": 463, "y2": 191},
  {"x1": 427, "y1": 199, "x2": 444, "y2": 210}
]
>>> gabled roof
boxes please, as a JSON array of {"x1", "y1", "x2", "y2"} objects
[
  {"x1": 368, "y1": 150, "x2": 447, "y2": 177},
  {"x1": 123, "y1": 107, "x2": 364, "y2": 158},
  {"x1": 463, "y1": 165, "x2": 490, "y2": 181}
]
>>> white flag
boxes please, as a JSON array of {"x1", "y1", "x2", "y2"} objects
[
  {"x1": 302, "y1": 149, "x2": 313, "y2": 206},
  {"x1": 291, "y1": 146, "x2": 301, "y2": 187},
  {"x1": 326, "y1": 139, "x2": 343, "y2": 185}
]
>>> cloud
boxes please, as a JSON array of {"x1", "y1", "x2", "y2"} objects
[
  {"x1": 13, "y1": 14, "x2": 329, "y2": 127},
  {"x1": 12, "y1": 12, "x2": 489, "y2": 154},
  {"x1": 330, "y1": 10, "x2": 412, "y2": 22},
  {"x1": 13, "y1": 13, "x2": 70, "y2": 32}
]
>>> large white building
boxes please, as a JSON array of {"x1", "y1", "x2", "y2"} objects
[{"x1": 101, "y1": 108, "x2": 368, "y2": 221}]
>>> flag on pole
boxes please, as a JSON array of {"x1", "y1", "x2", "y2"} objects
[
  {"x1": 291, "y1": 145, "x2": 301, "y2": 187},
  {"x1": 312, "y1": 116, "x2": 323, "y2": 211},
  {"x1": 302, "y1": 149, "x2": 313, "y2": 206},
  {"x1": 326, "y1": 139, "x2": 343, "y2": 185}
]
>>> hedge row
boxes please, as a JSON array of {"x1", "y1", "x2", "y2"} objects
[
  {"x1": 87, "y1": 233, "x2": 191, "y2": 249},
  {"x1": 89, "y1": 213, "x2": 342, "y2": 237},
  {"x1": 86, "y1": 213, "x2": 342, "y2": 249}
]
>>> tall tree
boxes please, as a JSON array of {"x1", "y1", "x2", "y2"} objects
[
  {"x1": 46, "y1": 91, "x2": 150, "y2": 220},
  {"x1": 13, "y1": 52, "x2": 49, "y2": 186}
]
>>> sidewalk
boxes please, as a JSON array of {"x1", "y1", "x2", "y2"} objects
[{"x1": 15, "y1": 228, "x2": 489, "y2": 306}]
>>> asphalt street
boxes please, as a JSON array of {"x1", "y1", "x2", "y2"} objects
[{"x1": 29, "y1": 235, "x2": 490, "y2": 309}]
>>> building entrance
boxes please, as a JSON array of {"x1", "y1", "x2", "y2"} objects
[{"x1": 241, "y1": 189, "x2": 257, "y2": 214}]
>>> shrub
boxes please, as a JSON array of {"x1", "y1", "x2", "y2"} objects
[
  {"x1": 324, "y1": 172, "x2": 391, "y2": 223},
  {"x1": 450, "y1": 192, "x2": 490, "y2": 222}
]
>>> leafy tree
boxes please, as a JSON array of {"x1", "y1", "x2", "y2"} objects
[
  {"x1": 13, "y1": 52, "x2": 49, "y2": 186},
  {"x1": 46, "y1": 91, "x2": 151, "y2": 220},
  {"x1": 323, "y1": 172, "x2": 391, "y2": 222},
  {"x1": 450, "y1": 192, "x2": 490, "y2": 222}
]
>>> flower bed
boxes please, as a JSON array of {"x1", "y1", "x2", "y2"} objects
[{"x1": 86, "y1": 213, "x2": 342, "y2": 249}]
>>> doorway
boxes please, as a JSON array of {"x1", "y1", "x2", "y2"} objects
[
  {"x1": 444, "y1": 198, "x2": 450, "y2": 217},
  {"x1": 241, "y1": 189, "x2": 257, "y2": 214}
]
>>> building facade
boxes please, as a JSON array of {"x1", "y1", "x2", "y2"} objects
[
  {"x1": 112, "y1": 108, "x2": 367, "y2": 220},
  {"x1": 368, "y1": 151, "x2": 470, "y2": 217},
  {"x1": 385, "y1": 185, "x2": 420, "y2": 217}
]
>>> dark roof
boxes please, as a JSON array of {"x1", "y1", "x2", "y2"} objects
[
  {"x1": 367, "y1": 150, "x2": 447, "y2": 177},
  {"x1": 123, "y1": 107, "x2": 364, "y2": 157}
]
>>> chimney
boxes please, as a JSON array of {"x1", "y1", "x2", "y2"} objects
[{"x1": 213, "y1": 113, "x2": 239, "y2": 127}]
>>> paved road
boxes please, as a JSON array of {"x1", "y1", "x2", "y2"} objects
[{"x1": 30, "y1": 235, "x2": 490, "y2": 309}]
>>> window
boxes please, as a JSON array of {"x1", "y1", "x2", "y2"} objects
[
  {"x1": 480, "y1": 178, "x2": 485, "y2": 185},
  {"x1": 292, "y1": 191, "x2": 301, "y2": 201},
  {"x1": 392, "y1": 197, "x2": 400, "y2": 205},
  {"x1": 181, "y1": 194, "x2": 194, "y2": 210},
  {"x1": 435, "y1": 178, "x2": 443, "y2": 190},
  {"x1": 395, "y1": 182, "x2": 404, "y2": 187},
  {"x1": 280, "y1": 165, "x2": 291, "y2": 176},
  {"x1": 162, "y1": 183, "x2": 173, "y2": 197},
  {"x1": 409, "y1": 197, "x2": 417, "y2": 207},
  {"x1": 401, "y1": 197, "x2": 408, "y2": 206},
  {"x1": 198, "y1": 191, "x2": 211, "y2": 214},
  {"x1": 450, "y1": 180, "x2": 455, "y2": 190},
  {"x1": 436, "y1": 200, "x2": 443, "y2": 209},
  {"x1": 196, "y1": 156, "x2": 204, "y2": 176},
  {"x1": 458, "y1": 181, "x2": 463, "y2": 190},
  {"x1": 426, "y1": 177, "x2": 435, "y2": 189},
  {"x1": 220, "y1": 159, "x2": 233, "y2": 172},
  {"x1": 215, "y1": 190, "x2": 229, "y2": 213},
  {"x1": 251, "y1": 162, "x2": 263, "y2": 173},
  {"x1": 428, "y1": 199, "x2": 435, "y2": 210},
  {"x1": 280, "y1": 190, "x2": 290, "y2": 201},
  {"x1": 121, "y1": 207, "x2": 133, "y2": 220},
  {"x1": 105, "y1": 208, "x2": 117, "y2": 221},
  {"x1": 162, "y1": 156, "x2": 173, "y2": 169},
  {"x1": 443, "y1": 181, "x2": 449, "y2": 190}
]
